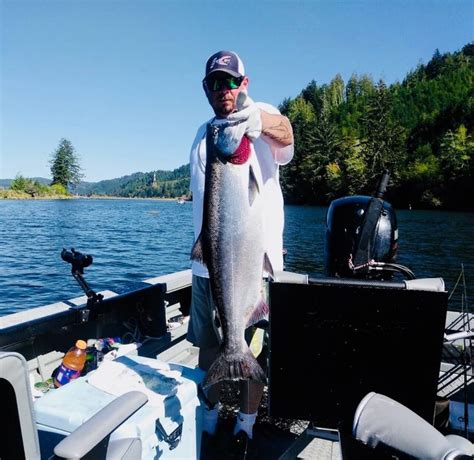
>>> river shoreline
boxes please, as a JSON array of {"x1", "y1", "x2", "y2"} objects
[
  {"x1": 0, "y1": 192, "x2": 189, "y2": 202},
  {"x1": 2, "y1": 191, "x2": 471, "y2": 211}
]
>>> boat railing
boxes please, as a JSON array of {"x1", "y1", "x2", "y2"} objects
[{"x1": 0, "y1": 269, "x2": 195, "y2": 383}]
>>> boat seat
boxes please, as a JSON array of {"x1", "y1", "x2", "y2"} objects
[
  {"x1": 349, "y1": 392, "x2": 474, "y2": 459},
  {"x1": 273, "y1": 270, "x2": 309, "y2": 284},
  {"x1": 269, "y1": 276, "x2": 449, "y2": 428},
  {"x1": 404, "y1": 277, "x2": 445, "y2": 292},
  {"x1": 0, "y1": 351, "x2": 148, "y2": 459}
]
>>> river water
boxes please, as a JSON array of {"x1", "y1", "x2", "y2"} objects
[{"x1": 0, "y1": 199, "x2": 472, "y2": 315}]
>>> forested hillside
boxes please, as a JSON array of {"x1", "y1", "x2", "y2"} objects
[
  {"x1": 75, "y1": 164, "x2": 190, "y2": 198},
  {"x1": 280, "y1": 43, "x2": 473, "y2": 209}
]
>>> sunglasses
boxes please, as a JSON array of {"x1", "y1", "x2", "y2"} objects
[{"x1": 205, "y1": 75, "x2": 243, "y2": 92}]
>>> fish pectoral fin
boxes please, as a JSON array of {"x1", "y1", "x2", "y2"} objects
[
  {"x1": 245, "y1": 297, "x2": 269, "y2": 329},
  {"x1": 190, "y1": 234, "x2": 206, "y2": 265},
  {"x1": 248, "y1": 165, "x2": 260, "y2": 206},
  {"x1": 263, "y1": 253, "x2": 274, "y2": 279}
]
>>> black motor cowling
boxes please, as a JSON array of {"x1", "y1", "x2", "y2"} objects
[{"x1": 324, "y1": 192, "x2": 398, "y2": 280}]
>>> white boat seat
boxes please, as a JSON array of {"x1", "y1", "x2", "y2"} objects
[
  {"x1": 404, "y1": 277, "x2": 445, "y2": 292},
  {"x1": 0, "y1": 351, "x2": 148, "y2": 459},
  {"x1": 0, "y1": 351, "x2": 40, "y2": 459},
  {"x1": 273, "y1": 270, "x2": 309, "y2": 284},
  {"x1": 352, "y1": 392, "x2": 474, "y2": 459}
]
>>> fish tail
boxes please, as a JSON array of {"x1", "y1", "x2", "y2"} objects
[{"x1": 202, "y1": 347, "x2": 266, "y2": 388}]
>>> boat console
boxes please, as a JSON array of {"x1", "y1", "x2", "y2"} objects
[
  {"x1": 268, "y1": 275, "x2": 448, "y2": 428},
  {"x1": 268, "y1": 273, "x2": 454, "y2": 458}
]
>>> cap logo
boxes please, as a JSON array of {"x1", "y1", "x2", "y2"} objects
[{"x1": 211, "y1": 55, "x2": 232, "y2": 69}]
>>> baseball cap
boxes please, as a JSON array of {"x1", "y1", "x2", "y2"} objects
[{"x1": 204, "y1": 51, "x2": 245, "y2": 79}]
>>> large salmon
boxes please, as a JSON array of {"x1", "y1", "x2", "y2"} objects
[{"x1": 191, "y1": 123, "x2": 272, "y2": 389}]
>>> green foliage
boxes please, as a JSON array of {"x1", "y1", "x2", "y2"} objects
[
  {"x1": 49, "y1": 183, "x2": 69, "y2": 195},
  {"x1": 7, "y1": 175, "x2": 68, "y2": 198},
  {"x1": 281, "y1": 97, "x2": 317, "y2": 203},
  {"x1": 439, "y1": 125, "x2": 473, "y2": 179},
  {"x1": 281, "y1": 43, "x2": 474, "y2": 210},
  {"x1": 50, "y1": 138, "x2": 83, "y2": 189},
  {"x1": 10, "y1": 175, "x2": 29, "y2": 191},
  {"x1": 360, "y1": 80, "x2": 406, "y2": 188},
  {"x1": 406, "y1": 155, "x2": 440, "y2": 182}
]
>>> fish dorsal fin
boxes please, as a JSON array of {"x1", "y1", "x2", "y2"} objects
[
  {"x1": 248, "y1": 164, "x2": 260, "y2": 206},
  {"x1": 245, "y1": 297, "x2": 269, "y2": 329},
  {"x1": 190, "y1": 234, "x2": 206, "y2": 266},
  {"x1": 263, "y1": 252, "x2": 274, "y2": 279}
]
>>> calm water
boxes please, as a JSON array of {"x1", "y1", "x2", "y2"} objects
[{"x1": 0, "y1": 199, "x2": 473, "y2": 315}]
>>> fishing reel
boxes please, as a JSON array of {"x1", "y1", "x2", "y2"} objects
[
  {"x1": 61, "y1": 248, "x2": 103, "y2": 316},
  {"x1": 61, "y1": 248, "x2": 93, "y2": 275}
]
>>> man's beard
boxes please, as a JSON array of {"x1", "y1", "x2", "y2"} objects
[{"x1": 214, "y1": 98, "x2": 236, "y2": 118}]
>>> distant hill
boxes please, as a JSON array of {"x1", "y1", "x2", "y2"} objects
[
  {"x1": 1, "y1": 167, "x2": 190, "y2": 198},
  {"x1": 74, "y1": 164, "x2": 190, "y2": 198}
]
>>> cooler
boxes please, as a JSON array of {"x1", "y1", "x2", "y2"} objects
[{"x1": 34, "y1": 355, "x2": 205, "y2": 459}]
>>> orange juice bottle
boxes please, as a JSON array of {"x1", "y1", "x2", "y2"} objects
[{"x1": 54, "y1": 340, "x2": 87, "y2": 387}]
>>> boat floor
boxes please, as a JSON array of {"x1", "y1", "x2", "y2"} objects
[{"x1": 159, "y1": 311, "x2": 337, "y2": 459}]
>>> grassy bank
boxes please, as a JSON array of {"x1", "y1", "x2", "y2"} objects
[
  {"x1": 1, "y1": 175, "x2": 72, "y2": 199},
  {"x1": 0, "y1": 189, "x2": 71, "y2": 199},
  {"x1": 81, "y1": 195, "x2": 187, "y2": 201},
  {"x1": 0, "y1": 190, "x2": 189, "y2": 200}
]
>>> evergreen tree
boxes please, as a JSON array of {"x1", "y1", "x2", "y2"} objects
[
  {"x1": 282, "y1": 97, "x2": 317, "y2": 202},
  {"x1": 301, "y1": 80, "x2": 325, "y2": 114},
  {"x1": 327, "y1": 74, "x2": 345, "y2": 109},
  {"x1": 313, "y1": 98, "x2": 343, "y2": 199},
  {"x1": 425, "y1": 48, "x2": 444, "y2": 79},
  {"x1": 360, "y1": 80, "x2": 406, "y2": 187},
  {"x1": 341, "y1": 138, "x2": 367, "y2": 195},
  {"x1": 338, "y1": 73, "x2": 375, "y2": 137},
  {"x1": 50, "y1": 139, "x2": 83, "y2": 189},
  {"x1": 439, "y1": 125, "x2": 473, "y2": 180}
]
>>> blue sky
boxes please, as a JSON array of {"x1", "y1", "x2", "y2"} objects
[{"x1": 1, "y1": 0, "x2": 472, "y2": 182}]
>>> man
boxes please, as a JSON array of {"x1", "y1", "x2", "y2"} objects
[{"x1": 188, "y1": 50, "x2": 294, "y2": 452}]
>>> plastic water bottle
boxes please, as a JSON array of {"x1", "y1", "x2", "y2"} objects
[{"x1": 54, "y1": 340, "x2": 87, "y2": 387}]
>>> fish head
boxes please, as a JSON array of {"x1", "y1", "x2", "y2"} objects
[{"x1": 212, "y1": 132, "x2": 252, "y2": 166}]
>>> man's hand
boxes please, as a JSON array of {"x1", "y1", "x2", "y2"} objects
[
  {"x1": 243, "y1": 103, "x2": 262, "y2": 141},
  {"x1": 234, "y1": 92, "x2": 263, "y2": 140},
  {"x1": 211, "y1": 98, "x2": 262, "y2": 155}
]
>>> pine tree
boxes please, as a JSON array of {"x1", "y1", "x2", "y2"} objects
[
  {"x1": 313, "y1": 97, "x2": 343, "y2": 199},
  {"x1": 440, "y1": 125, "x2": 473, "y2": 180},
  {"x1": 327, "y1": 74, "x2": 345, "y2": 109},
  {"x1": 50, "y1": 138, "x2": 83, "y2": 189},
  {"x1": 360, "y1": 80, "x2": 406, "y2": 187},
  {"x1": 282, "y1": 97, "x2": 317, "y2": 203}
]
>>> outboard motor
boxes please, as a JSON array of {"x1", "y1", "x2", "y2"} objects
[{"x1": 324, "y1": 171, "x2": 413, "y2": 280}]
